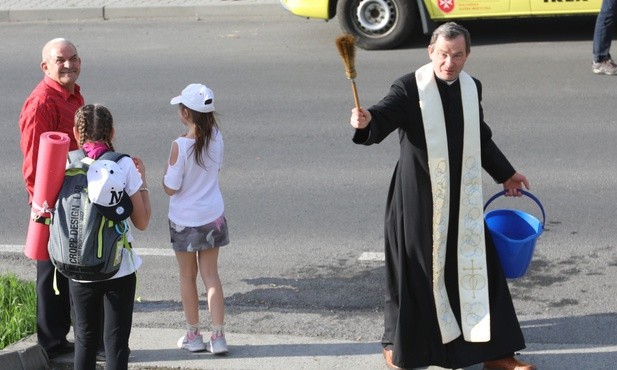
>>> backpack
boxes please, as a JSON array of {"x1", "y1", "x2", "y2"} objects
[{"x1": 48, "y1": 150, "x2": 132, "y2": 281}]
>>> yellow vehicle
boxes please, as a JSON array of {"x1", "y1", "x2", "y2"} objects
[{"x1": 280, "y1": 0, "x2": 601, "y2": 50}]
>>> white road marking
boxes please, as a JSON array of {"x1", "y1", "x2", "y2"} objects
[
  {"x1": 522, "y1": 345, "x2": 617, "y2": 355},
  {"x1": 0, "y1": 245, "x2": 174, "y2": 256},
  {"x1": 358, "y1": 252, "x2": 384, "y2": 261},
  {"x1": 3, "y1": 244, "x2": 380, "y2": 261}
]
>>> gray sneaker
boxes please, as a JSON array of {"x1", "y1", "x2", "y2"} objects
[
  {"x1": 206, "y1": 333, "x2": 228, "y2": 355},
  {"x1": 177, "y1": 332, "x2": 207, "y2": 352},
  {"x1": 593, "y1": 59, "x2": 617, "y2": 75}
]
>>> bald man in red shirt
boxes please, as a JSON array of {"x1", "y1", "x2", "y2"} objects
[{"x1": 19, "y1": 37, "x2": 83, "y2": 359}]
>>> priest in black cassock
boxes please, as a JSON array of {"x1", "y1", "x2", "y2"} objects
[{"x1": 349, "y1": 22, "x2": 535, "y2": 370}]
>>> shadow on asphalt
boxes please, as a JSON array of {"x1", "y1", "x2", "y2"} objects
[
  {"x1": 523, "y1": 313, "x2": 617, "y2": 346},
  {"x1": 229, "y1": 264, "x2": 384, "y2": 311},
  {"x1": 128, "y1": 341, "x2": 380, "y2": 361}
]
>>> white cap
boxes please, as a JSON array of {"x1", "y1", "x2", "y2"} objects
[
  {"x1": 87, "y1": 160, "x2": 133, "y2": 221},
  {"x1": 170, "y1": 83, "x2": 215, "y2": 113}
]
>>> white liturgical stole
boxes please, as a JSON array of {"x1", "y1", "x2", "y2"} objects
[{"x1": 415, "y1": 63, "x2": 490, "y2": 344}]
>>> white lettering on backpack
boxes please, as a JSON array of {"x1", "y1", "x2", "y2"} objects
[{"x1": 69, "y1": 204, "x2": 80, "y2": 263}]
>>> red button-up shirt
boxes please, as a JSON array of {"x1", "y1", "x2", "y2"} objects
[{"x1": 19, "y1": 75, "x2": 84, "y2": 203}]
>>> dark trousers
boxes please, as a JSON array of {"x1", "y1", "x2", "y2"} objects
[
  {"x1": 36, "y1": 259, "x2": 71, "y2": 351},
  {"x1": 69, "y1": 273, "x2": 136, "y2": 370}
]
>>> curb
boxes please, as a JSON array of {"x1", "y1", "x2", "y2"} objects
[
  {"x1": 0, "y1": 3, "x2": 279, "y2": 22},
  {"x1": 0, "y1": 341, "x2": 50, "y2": 370},
  {"x1": 1, "y1": 329, "x2": 386, "y2": 370}
]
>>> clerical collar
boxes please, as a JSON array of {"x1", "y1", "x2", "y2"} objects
[
  {"x1": 433, "y1": 73, "x2": 459, "y2": 87},
  {"x1": 440, "y1": 77, "x2": 459, "y2": 85}
]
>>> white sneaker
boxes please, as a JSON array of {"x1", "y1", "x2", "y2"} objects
[
  {"x1": 177, "y1": 332, "x2": 207, "y2": 352},
  {"x1": 593, "y1": 58, "x2": 617, "y2": 75},
  {"x1": 206, "y1": 333, "x2": 228, "y2": 354}
]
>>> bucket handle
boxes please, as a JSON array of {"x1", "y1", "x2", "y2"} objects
[{"x1": 483, "y1": 190, "x2": 545, "y2": 228}]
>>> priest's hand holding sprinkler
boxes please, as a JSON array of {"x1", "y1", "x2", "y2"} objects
[{"x1": 336, "y1": 34, "x2": 371, "y2": 130}]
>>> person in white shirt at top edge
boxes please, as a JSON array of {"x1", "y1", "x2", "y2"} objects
[{"x1": 163, "y1": 83, "x2": 230, "y2": 355}]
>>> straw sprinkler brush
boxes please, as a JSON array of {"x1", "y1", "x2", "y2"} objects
[{"x1": 335, "y1": 34, "x2": 361, "y2": 110}]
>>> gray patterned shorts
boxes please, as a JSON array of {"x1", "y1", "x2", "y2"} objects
[{"x1": 169, "y1": 215, "x2": 230, "y2": 252}]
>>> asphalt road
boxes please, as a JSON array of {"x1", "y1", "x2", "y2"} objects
[{"x1": 1, "y1": 6, "x2": 616, "y2": 365}]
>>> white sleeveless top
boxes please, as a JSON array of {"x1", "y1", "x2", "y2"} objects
[{"x1": 164, "y1": 129, "x2": 224, "y2": 227}]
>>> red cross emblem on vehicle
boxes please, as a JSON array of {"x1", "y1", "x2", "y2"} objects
[{"x1": 437, "y1": 0, "x2": 455, "y2": 13}]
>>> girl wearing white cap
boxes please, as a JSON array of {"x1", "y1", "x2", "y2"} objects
[{"x1": 164, "y1": 83, "x2": 230, "y2": 354}]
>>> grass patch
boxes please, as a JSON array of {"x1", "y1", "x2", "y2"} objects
[{"x1": 0, "y1": 273, "x2": 36, "y2": 350}]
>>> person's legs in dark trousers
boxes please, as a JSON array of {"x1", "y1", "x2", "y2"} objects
[
  {"x1": 593, "y1": 0, "x2": 617, "y2": 62},
  {"x1": 103, "y1": 273, "x2": 136, "y2": 370},
  {"x1": 36, "y1": 260, "x2": 71, "y2": 352},
  {"x1": 97, "y1": 315, "x2": 106, "y2": 361},
  {"x1": 69, "y1": 279, "x2": 104, "y2": 370}
]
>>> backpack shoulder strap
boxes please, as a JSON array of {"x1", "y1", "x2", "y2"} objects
[
  {"x1": 98, "y1": 151, "x2": 129, "y2": 163},
  {"x1": 67, "y1": 149, "x2": 86, "y2": 164}
]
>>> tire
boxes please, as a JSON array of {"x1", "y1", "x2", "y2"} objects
[{"x1": 337, "y1": 0, "x2": 418, "y2": 50}]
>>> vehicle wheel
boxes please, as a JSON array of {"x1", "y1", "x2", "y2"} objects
[{"x1": 337, "y1": 0, "x2": 418, "y2": 50}]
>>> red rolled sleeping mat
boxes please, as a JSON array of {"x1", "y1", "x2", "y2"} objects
[{"x1": 24, "y1": 131, "x2": 70, "y2": 260}]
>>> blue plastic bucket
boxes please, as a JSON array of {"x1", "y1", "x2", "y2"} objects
[{"x1": 484, "y1": 190, "x2": 545, "y2": 279}]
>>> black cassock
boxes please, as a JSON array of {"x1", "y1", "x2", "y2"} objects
[{"x1": 353, "y1": 73, "x2": 526, "y2": 369}]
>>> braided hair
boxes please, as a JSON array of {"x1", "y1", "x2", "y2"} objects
[{"x1": 74, "y1": 104, "x2": 115, "y2": 151}]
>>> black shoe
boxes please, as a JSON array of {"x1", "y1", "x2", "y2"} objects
[
  {"x1": 45, "y1": 341, "x2": 75, "y2": 359},
  {"x1": 96, "y1": 347, "x2": 131, "y2": 362}
]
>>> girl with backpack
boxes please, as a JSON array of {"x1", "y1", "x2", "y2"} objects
[
  {"x1": 69, "y1": 104, "x2": 151, "y2": 370},
  {"x1": 163, "y1": 83, "x2": 230, "y2": 354}
]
